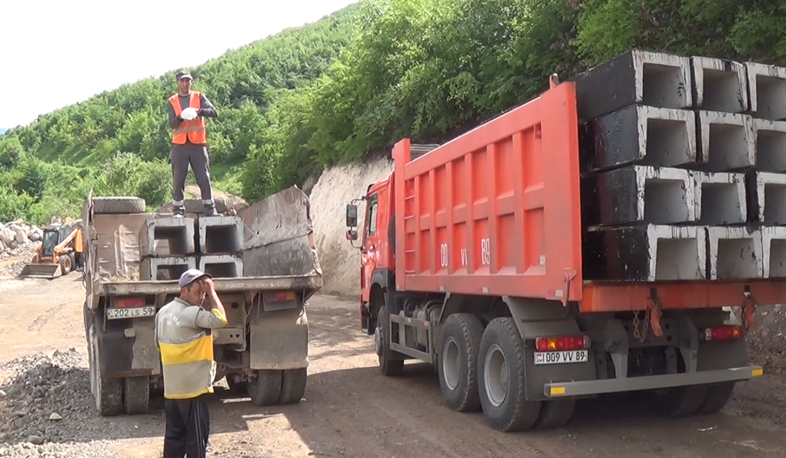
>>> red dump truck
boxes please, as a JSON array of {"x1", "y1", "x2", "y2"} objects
[{"x1": 344, "y1": 56, "x2": 782, "y2": 432}]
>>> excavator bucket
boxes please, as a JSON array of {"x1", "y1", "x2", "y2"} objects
[{"x1": 19, "y1": 263, "x2": 62, "y2": 279}]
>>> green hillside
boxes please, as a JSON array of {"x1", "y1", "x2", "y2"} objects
[{"x1": 2, "y1": 0, "x2": 786, "y2": 225}]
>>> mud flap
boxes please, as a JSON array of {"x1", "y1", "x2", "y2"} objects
[
  {"x1": 503, "y1": 297, "x2": 597, "y2": 402},
  {"x1": 98, "y1": 316, "x2": 159, "y2": 377},
  {"x1": 250, "y1": 305, "x2": 309, "y2": 370}
]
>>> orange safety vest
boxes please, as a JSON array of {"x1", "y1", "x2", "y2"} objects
[{"x1": 168, "y1": 91, "x2": 207, "y2": 145}]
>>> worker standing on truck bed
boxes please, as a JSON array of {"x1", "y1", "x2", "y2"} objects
[
  {"x1": 155, "y1": 269, "x2": 228, "y2": 458},
  {"x1": 167, "y1": 70, "x2": 219, "y2": 217}
]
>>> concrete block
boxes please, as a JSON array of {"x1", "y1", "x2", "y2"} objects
[
  {"x1": 745, "y1": 62, "x2": 786, "y2": 120},
  {"x1": 581, "y1": 166, "x2": 694, "y2": 226},
  {"x1": 140, "y1": 256, "x2": 196, "y2": 281},
  {"x1": 695, "y1": 111, "x2": 755, "y2": 172},
  {"x1": 197, "y1": 215, "x2": 244, "y2": 254},
  {"x1": 747, "y1": 172, "x2": 786, "y2": 224},
  {"x1": 583, "y1": 225, "x2": 705, "y2": 282},
  {"x1": 579, "y1": 105, "x2": 696, "y2": 172},
  {"x1": 199, "y1": 255, "x2": 243, "y2": 278},
  {"x1": 690, "y1": 56, "x2": 748, "y2": 113},
  {"x1": 760, "y1": 227, "x2": 786, "y2": 278},
  {"x1": 573, "y1": 49, "x2": 692, "y2": 121},
  {"x1": 692, "y1": 172, "x2": 746, "y2": 225},
  {"x1": 753, "y1": 118, "x2": 786, "y2": 172},
  {"x1": 139, "y1": 216, "x2": 195, "y2": 257},
  {"x1": 707, "y1": 227, "x2": 763, "y2": 280}
]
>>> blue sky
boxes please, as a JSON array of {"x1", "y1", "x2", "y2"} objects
[{"x1": 1, "y1": 0, "x2": 357, "y2": 129}]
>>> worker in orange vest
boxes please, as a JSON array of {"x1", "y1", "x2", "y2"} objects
[{"x1": 167, "y1": 70, "x2": 219, "y2": 217}]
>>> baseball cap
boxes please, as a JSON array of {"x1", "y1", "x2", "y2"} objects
[
  {"x1": 176, "y1": 70, "x2": 193, "y2": 81},
  {"x1": 178, "y1": 268, "x2": 212, "y2": 288}
]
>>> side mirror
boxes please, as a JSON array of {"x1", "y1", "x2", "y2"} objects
[
  {"x1": 346, "y1": 204, "x2": 358, "y2": 227},
  {"x1": 346, "y1": 229, "x2": 358, "y2": 241}
]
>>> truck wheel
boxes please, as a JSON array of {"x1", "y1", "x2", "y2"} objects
[
  {"x1": 124, "y1": 377, "x2": 150, "y2": 414},
  {"x1": 648, "y1": 385, "x2": 708, "y2": 417},
  {"x1": 438, "y1": 313, "x2": 484, "y2": 412},
  {"x1": 92, "y1": 196, "x2": 146, "y2": 214},
  {"x1": 478, "y1": 317, "x2": 541, "y2": 432},
  {"x1": 697, "y1": 382, "x2": 736, "y2": 414},
  {"x1": 90, "y1": 328, "x2": 123, "y2": 416},
  {"x1": 535, "y1": 400, "x2": 576, "y2": 429},
  {"x1": 279, "y1": 368, "x2": 308, "y2": 404},
  {"x1": 248, "y1": 370, "x2": 282, "y2": 406},
  {"x1": 376, "y1": 305, "x2": 404, "y2": 376}
]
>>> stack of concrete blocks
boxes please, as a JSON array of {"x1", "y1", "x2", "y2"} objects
[
  {"x1": 577, "y1": 50, "x2": 786, "y2": 282},
  {"x1": 139, "y1": 216, "x2": 197, "y2": 281},
  {"x1": 196, "y1": 215, "x2": 244, "y2": 279}
]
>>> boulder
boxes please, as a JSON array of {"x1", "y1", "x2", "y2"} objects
[{"x1": 0, "y1": 227, "x2": 15, "y2": 245}]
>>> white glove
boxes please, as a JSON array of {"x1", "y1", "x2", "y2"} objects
[{"x1": 181, "y1": 107, "x2": 198, "y2": 120}]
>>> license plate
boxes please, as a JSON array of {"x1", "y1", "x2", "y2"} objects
[
  {"x1": 106, "y1": 306, "x2": 156, "y2": 320},
  {"x1": 534, "y1": 350, "x2": 588, "y2": 365}
]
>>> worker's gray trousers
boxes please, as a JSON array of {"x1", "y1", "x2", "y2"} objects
[{"x1": 171, "y1": 143, "x2": 213, "y2": 207}]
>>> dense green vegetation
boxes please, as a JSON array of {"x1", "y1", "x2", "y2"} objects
[{"x1": 2, "y1": 0, "x2": 786, "y2": 224}]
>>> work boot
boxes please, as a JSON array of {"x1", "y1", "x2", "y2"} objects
[
  {"x1": 204, "y1": 204, "x2": 218, "y2": 217},
  {"x1": 173, "y1": 206, "x2": 185, "y2": 218}
]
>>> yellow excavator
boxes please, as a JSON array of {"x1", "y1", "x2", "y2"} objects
[{"x1": 20, "y1": 222, "x2": 84, "y2": 278}]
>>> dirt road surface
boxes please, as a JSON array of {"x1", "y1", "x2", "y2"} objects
[{"x1": 2, "y1": 266, "x2": 786, "y2": 457}]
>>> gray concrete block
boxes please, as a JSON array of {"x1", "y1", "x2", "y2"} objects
[
  {"x1": 574, "y1": 49, "x2": 692, "y2": 121},
  {"x1": 760, "y1": 227, "x2": 786, "y2": 278},
  {"x1": 583, "y1": 225, "x2": 705, "y2": 282},
  {"x1": 580, "y1": 105, "x2": 696, "y2": 172},
  {"x1": 140, "y1": 256, "x2": 196, "y2": 281},
  {"x1": 692, "y1": 171, "x2": 746, "y2": 225},
  {"x1": 707, "y1": 227, "x2": 763, "y2": 280},
  {"x1": 199, "y1": 254, "x2": 243, "y2": 278},
  {"x1": 749, "y1": 172, "x2": 786, "y2": 224},
  {"x1": 581, "y1": 166, "x2": 694, "y2": 226},
  {"x1": 690, "y1": 56, "x2": 748, "y2": 112},
  {"x1": 745, "y1": 62, "x2": 786, "y2": 120},
  {"x1": 753, "y1": 118, "x2": 786, "y2": 172},
  {"x1": 197, "y1": 215, "x2": 244, "y2": 254},
  {"x1": 696, "y1": 111, "x2": 755, "y2": 172},
  {"x1": 139, "y1": 216, "x2": 195, "y2": 257}
]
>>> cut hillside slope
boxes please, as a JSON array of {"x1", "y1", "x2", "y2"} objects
[{"x1": 309, "y1": 156, "x2": 393, "y2": 296}]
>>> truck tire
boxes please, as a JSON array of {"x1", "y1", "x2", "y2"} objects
[
  {"x1": 647, "y1": 385, "x2": 708, "y2": 417},
  {"x1": 697, "y1": 382, "x2": 735, "y2": 414},
  {"x1": 438, "y1": 313, "x2": 484, "y2": 412},
  {"x1": 89, "y1": 327, "x2": 123, "y2": 416},
  {"x1": 124, "y1": 376, "x2": 150, "y2": 414},
  {"x1": 478, "y1": 317, "x2": 541, "y2": 432},
  {"x1": 535, "y1": 400, "x2": 576, "y2": 429},
  {"x1": 279, "y1": 368, "x2": 307, "y2": 404},
  {"x1": 248, "y1": 370, "x2": 282, "y2": 406},
  {"x1": 92, "y1": 196, "x2": 146, "y2": 215},
  {"x1": 376, "y1": 305, "x2": 404, "y2": 376}
]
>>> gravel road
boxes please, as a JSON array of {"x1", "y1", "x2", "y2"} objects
[{"x1": 1, "y1": 263, "x2": 786, "y2": 457}]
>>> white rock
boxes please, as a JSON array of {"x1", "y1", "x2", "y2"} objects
[
  {"x1": 0, "y1": 227, "x2": 14, "y2": 245},
  {"x1": 29, "y1": 232, "x2": 41, "y2": 242},
  {"x1": 15, "y1": 229, "x2": 28, "y2": 245}
]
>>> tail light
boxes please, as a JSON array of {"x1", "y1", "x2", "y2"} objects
[
  {"x1": 535, "y1": 335, "x2": 591, "y2": 352},
  {"x1": 114, "y1": 297, "x2": 145, "y2": 308},
  {"x1": 704, "y1": 325, "x2": 744, "y2": 341},
  {"x1": 263, "y1": 291, "x2": 296, "y2": 303}
]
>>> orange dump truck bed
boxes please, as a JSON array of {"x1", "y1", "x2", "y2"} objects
[{"x1": 392, "y1": 81, "x2": 786, "y2": 313}]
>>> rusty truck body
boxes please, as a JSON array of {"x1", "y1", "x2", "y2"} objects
[{"x1": 82, "y1": 187, "x2": 322, "y2": 416}]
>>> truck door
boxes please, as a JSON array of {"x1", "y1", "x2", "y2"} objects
[{"x1": 361, "y1": 193, "x2": 380, "y2": 304}]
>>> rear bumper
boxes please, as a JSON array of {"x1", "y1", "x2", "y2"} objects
[{"x1": 544, "y1": 366, "x2": 763, "y2": 398}]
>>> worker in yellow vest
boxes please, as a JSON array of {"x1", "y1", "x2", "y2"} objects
[{"x1": 167, "y1": 70, "x2": 219, "y2": 217}]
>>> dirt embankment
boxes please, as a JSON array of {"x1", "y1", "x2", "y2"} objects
[{"x1": 309, "y1": 156, "x2": 393, "y2": 296}]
